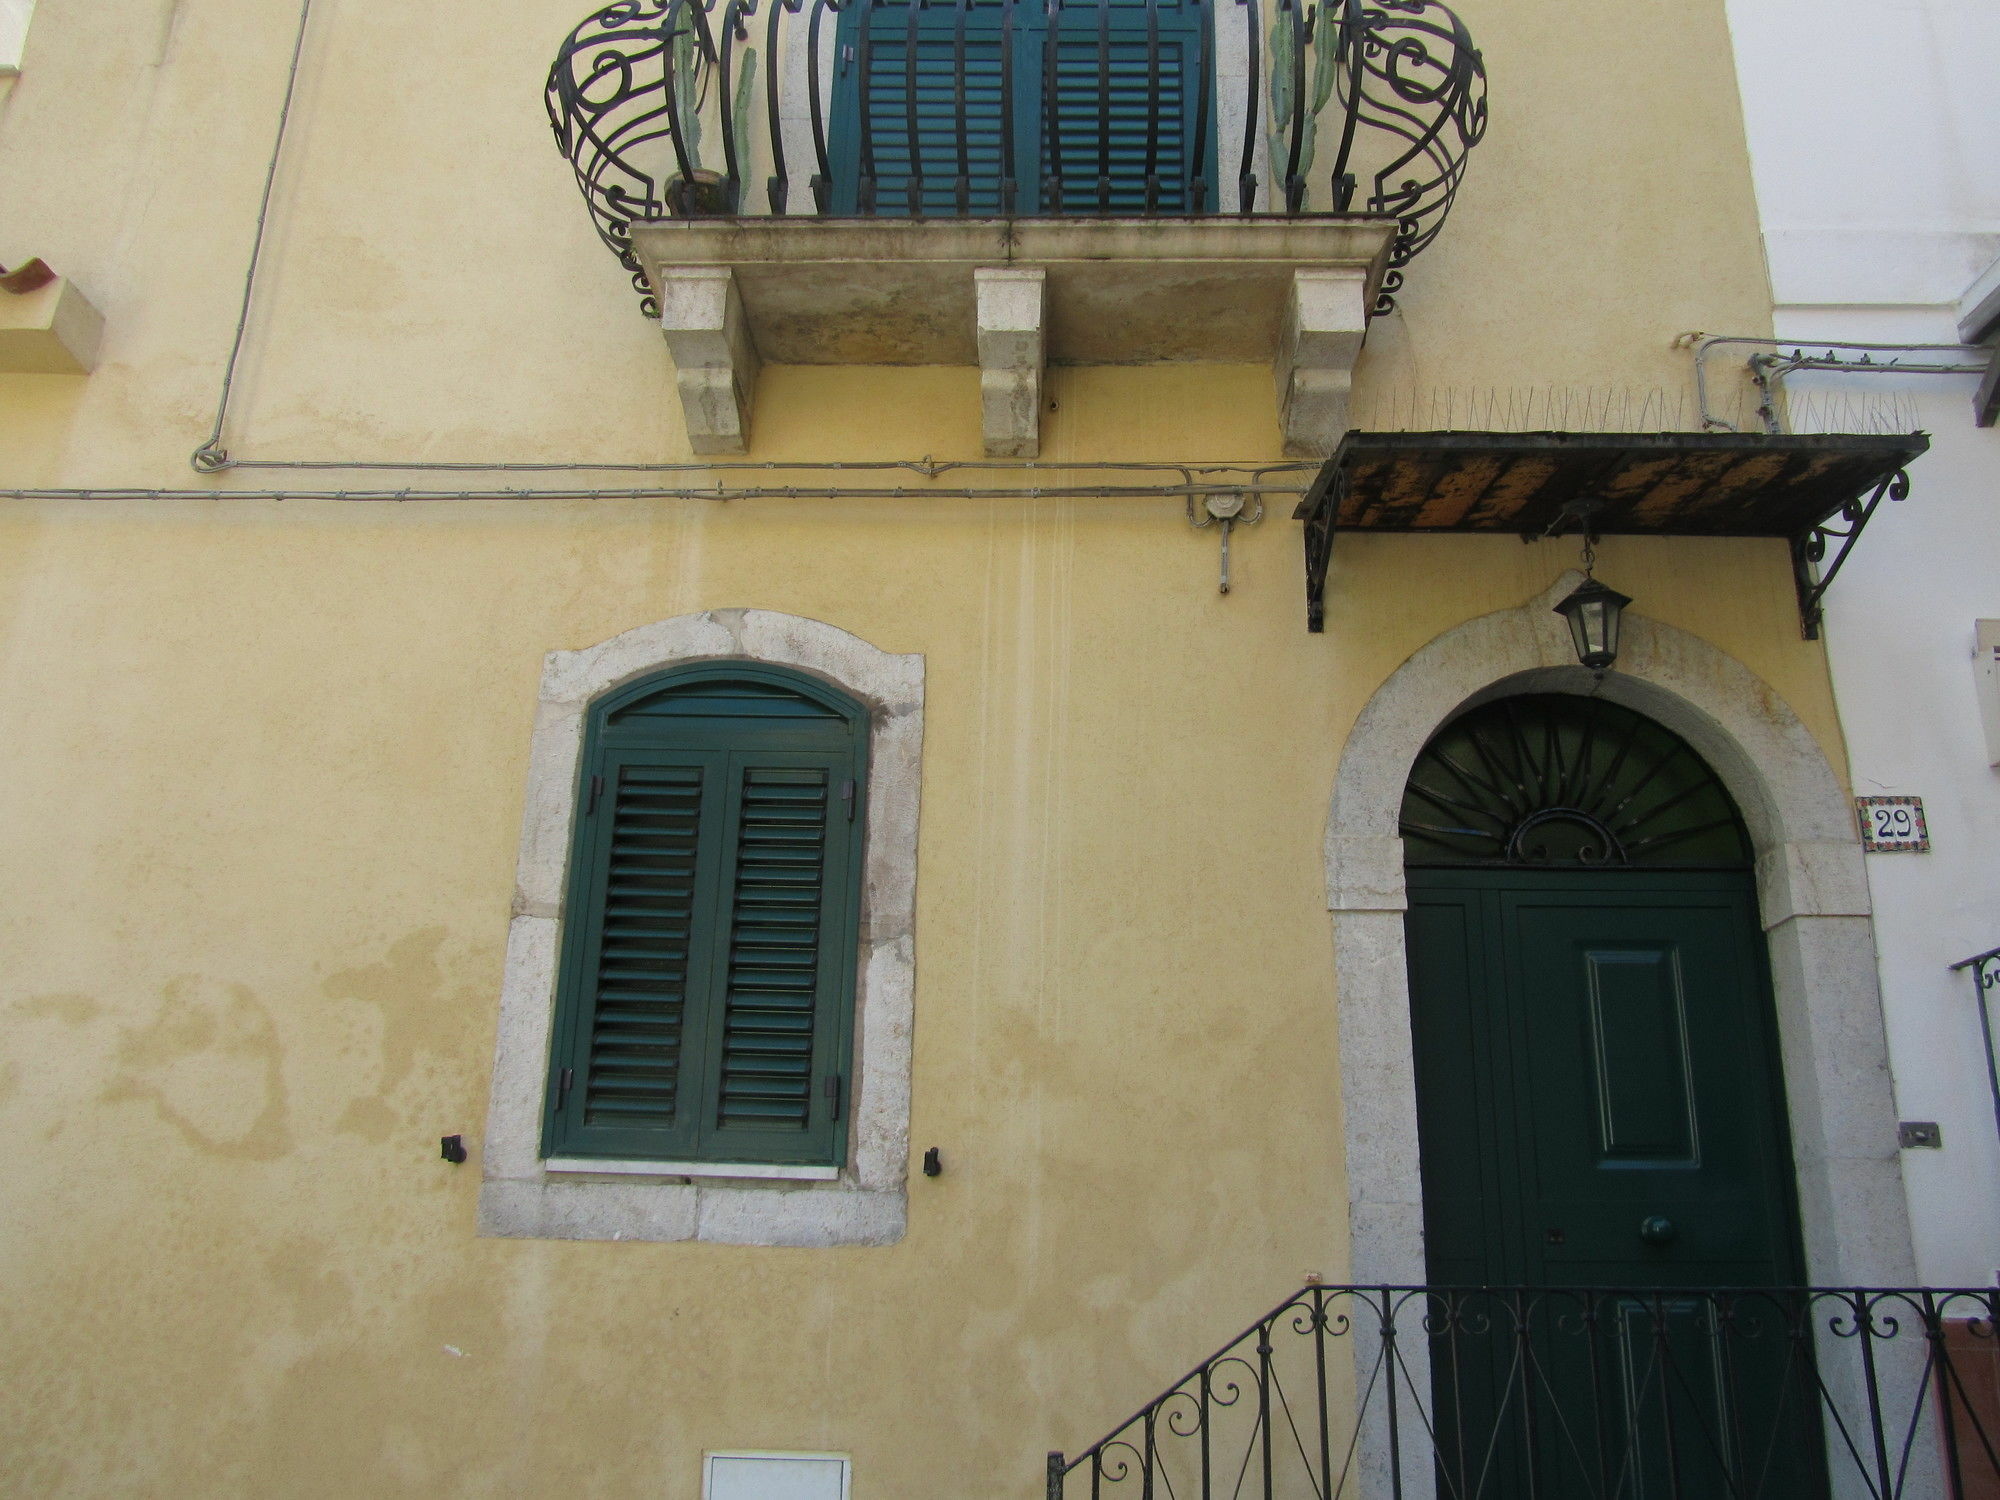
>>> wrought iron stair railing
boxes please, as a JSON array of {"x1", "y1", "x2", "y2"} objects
[
  {"x1": 1047, "y1": 1284, "x2": 2000, "y2": 1500},
  {"x1": 546, "y1": 0, "x2": 1486, "y2": 315}
]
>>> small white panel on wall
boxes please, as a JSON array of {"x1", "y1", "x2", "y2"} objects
[
  {"x1": 0, "y1": 0, "x2": 35, "y2": 72},
  {"x1": 705, "y1": 1452, "x2": 850, "y2": 1500},
  {"x1": 1976, "y1": 621, "x2": 2000, "y2": 768}
]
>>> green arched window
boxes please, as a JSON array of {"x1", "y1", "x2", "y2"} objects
[{"x1": 542, "y1": 665, "x2": 869, "y2": 1167}]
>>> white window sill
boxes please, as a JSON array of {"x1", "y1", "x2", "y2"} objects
[{"x1": 544, "y1": 1156, "x2": 841, "y2": 1181}]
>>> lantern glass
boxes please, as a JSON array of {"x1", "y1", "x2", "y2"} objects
[{"x1": 1553, "y1": 577, "x2": 1632, "y2": 671}]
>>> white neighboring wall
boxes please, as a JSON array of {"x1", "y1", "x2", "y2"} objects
[
  {"x1": 1726, "y1": 0, "x2": 2000, "y2": 1287},
  {"x1": 0, "y1": 0, "x2": 34, "y2": 74}
]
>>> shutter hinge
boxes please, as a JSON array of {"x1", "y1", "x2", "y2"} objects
[
  {"x1": 824, "y1": 1073, "x2": 844, "y2": 1117},
  {"x1": 840, "y1": 778, "x2": 855, "y2": 822},
  {"x1": 586, "y1": 773, "x2": 604, "y2": 815},
  {"x1": 557, "y1": 1067, "x2": 574, "y2": 1108}
]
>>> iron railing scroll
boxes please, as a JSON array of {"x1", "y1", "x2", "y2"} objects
[
  {"x1": 547, "y1": 0, "x2": 1486, "y2": 315},
  {"x1": 1949, "y1": 945, "x2": 2000, "y2": 1160},
  {"x1": 1047, "y1": 1284, "x2": 2000, "y2": 1500}
]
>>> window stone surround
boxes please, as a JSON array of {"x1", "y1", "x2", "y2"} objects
[{"x1": 478, "y1": 610, "x2": 923, "y2": 1247}]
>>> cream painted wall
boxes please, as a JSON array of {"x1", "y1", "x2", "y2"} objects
[{"x1": 0, "y1": 0, "x2": 1848, "y2": 1495}]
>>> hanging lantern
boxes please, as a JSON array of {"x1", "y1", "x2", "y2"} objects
[{"x1": 1553, "y1": 576, "x2": 1631, "y2": 671}]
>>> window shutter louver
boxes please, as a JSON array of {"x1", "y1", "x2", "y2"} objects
[
  {"x1": 833, "y1": 0, "x2": 1210, "y2": 216},
  {"x1": 856, "y1": 31, "x2": 1010, "y2": 214},
  {"x1": 1043, "y1": 30, "x2": 1194, "y2": 212},
  {"x1": 579, "y1": 760, "x2": 714, "y2": 1134},
  {"x1": 545, "y1": 669, "x2": 864, "y2": 1168},
  {"x1": 716, "y1": 766, "x2": 833, "y2": 1130}
]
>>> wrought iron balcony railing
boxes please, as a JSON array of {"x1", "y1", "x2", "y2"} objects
[
  {"x1": 547, "y1": 0, "x2": 1486, "y2": 315},
  {"x1": 1049, "y1": 1284, "x2": 2000, "y2": 1500}
]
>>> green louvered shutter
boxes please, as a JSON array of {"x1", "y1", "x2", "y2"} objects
[
  {"x1": 829, "y1": 0, "x2": 1212, "y2": 215},
  {"x1": 699, "y1": 756, "x2": 857, "y2": 1162},
  {"x1": 544, "y1": 669, "x2": 864, "y2": 1167},
  {"x1": 1040, "y1": 0, "x2": 1205, "y2": 213},
  {"x1": 547, "y1": 752, "x2": 725, "y2": 1160},
  {"x1": 831, "y1": 2, "x2": 1012, "y2": 214}
]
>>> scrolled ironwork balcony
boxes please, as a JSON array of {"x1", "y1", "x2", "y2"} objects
[
  {"x1": 546, "y1": 0, "x2": 1487, "y2": 317},
  {"x1": 1049, "y1": 1284, "x2": 2000, "y2": 1500}
]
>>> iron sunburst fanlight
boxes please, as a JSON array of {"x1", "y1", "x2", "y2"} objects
[{"x1": 1400, "y1": 694, "x2": 1751, "y2": 869}]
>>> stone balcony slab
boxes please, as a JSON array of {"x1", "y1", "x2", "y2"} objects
[{"x1": 626, "y1": 215, "x2": 1397, "y2": 457}]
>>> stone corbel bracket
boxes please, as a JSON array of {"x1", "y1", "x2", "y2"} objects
[
  {"x1": 975, "y1": 266, "x2": 1046, "y2": 458},
  {"x1": 634, "y1": 218, "x2": 1397, "y2": 459},
  {"x1": 656, "y1": 265, "x2": 761, "y2": 455},
  {"x1": 1276, "y1": 268, "x2": 1369, "y2": 458}
]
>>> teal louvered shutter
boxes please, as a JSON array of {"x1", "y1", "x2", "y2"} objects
[
  {"x1": 544, "y1": 670, "x2": 864, "y2": 1167},
  {"x1": 836, "y1": 6, "x2": 1012, "y2": 214},
  {"x1": 828, "y1": 0, "x2": 1212, "y2": 215},
  {"x1": 1040, "y1": 0, "x2": 1205, "y2": 213}
]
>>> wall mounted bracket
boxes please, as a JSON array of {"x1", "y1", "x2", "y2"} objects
[
  {"x1": 1947, "y1": 946, "x2": 2000, "y2": 1163},
  {"x1": 1190, "y1": 492, "x2": 1263, "y2": 594},
  {"x1": 1791, "y1": 468, "x2": 1908, "y2": 640}
]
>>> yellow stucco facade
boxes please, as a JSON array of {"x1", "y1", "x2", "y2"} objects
[{"x1": 0, "y1": 0, "x2": 1866, "y2": 1495}]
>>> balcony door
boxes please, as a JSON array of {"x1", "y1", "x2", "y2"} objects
[
  {"x1": 1400, "y1": 694, "x2": 1825, "y2": 1497},
  {"x1": 827, "y1": 0, "x2": 1214, "y2": 215}
]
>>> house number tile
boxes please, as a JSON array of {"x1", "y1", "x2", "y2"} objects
[{"x1": 1856, "y1": 795, "x2": 1930, "y2": 852}]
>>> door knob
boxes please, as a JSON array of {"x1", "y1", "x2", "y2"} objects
[{"x1": 1639, "y1": 1215, "x2": 1678, "y2": 1246}]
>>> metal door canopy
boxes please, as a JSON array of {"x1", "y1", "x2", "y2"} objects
[
  {"x1": 1293, "y1": 429, "x2": 1927, "y2": 535},
  {"x1": 1292, "y1": 429, "x2": 1932, "y2": 636}
]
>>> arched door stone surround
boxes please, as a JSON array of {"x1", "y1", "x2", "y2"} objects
[{"x1": 1326, "y1": 572, "x2": 1917, "y2": 1293}]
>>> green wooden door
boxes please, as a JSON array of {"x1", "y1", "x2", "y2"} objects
[
  {"x1": 1409, "y1": 870, "x2": 1804, "y2": 1290},
  {"x1": 1406, "y1": 868, "x2": 1824, "y2": 1496}
]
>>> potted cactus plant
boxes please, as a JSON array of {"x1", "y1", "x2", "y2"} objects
[
  {"x1": 1267, "y1": 4, "x2": 1343, "y2": 210},
  {"x1": 662, "y1": 26, "x2": 757, "y2": 217}
]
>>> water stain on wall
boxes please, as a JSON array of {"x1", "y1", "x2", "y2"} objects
[
  {"x1": 12, "y1": 994, "x2": 104, "y2": 1026},
  {"x1": 263, "y1": 1238, "x2": 356, "y2": 1338},
  {"x1": 323, "y1": 927, "x2": 477, "y2": 1145},
  {"x1": 101, "y1": 977, "x2": 294, "y2": 1160}
]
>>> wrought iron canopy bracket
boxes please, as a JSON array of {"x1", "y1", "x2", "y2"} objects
[
  {"x1": 1790, "y1": 468, "x2": 1909, "y2": 640},
  {"x1": 1300, "y1": 468, "x2": 1342, "y2": 632},
  {"x1": 1948, "y1": 946, "x2": 2000, "y2": 1160}
]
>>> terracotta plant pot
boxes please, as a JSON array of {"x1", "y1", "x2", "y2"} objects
[{"x1": 665, "y1": 170, "x2": 737, "y2": 217}]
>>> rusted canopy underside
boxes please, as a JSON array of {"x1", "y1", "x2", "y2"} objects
[{"x1": 1293, "y1": 430, "x2": 1930, "y2": 536}]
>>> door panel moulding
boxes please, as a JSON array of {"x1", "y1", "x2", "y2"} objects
[{"x1": 1323, "y1": 572, "x2": 1926, "y2": 1497}]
